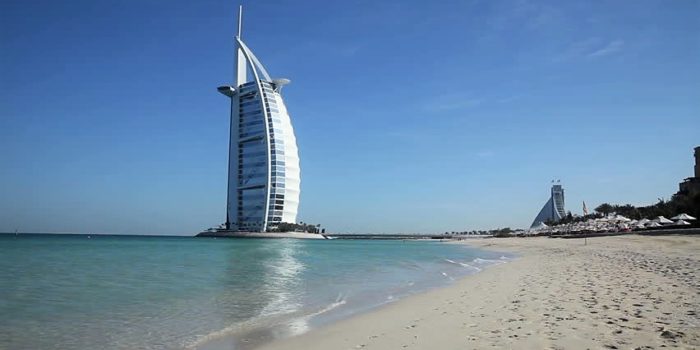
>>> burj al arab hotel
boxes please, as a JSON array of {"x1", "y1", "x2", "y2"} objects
[{"x1": 216, "y1": 7, "x2": 300, "y2": 232}]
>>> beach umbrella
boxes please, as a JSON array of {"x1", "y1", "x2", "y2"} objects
[
  {"x1": 655, "y1": 216, "x2": 674, "y2": 225},
  {"x1": 635, "y1": 223, "x2": 646, "y2": 229},
  {"x1": 614, "y1": 215, "x2": 631, "y2": 222},
  {"x1": 647, "y1": 222, "x2": 662, "y2": 228},
  {"x1": 638, "y1": 218, "x2": 651, "y2": 224},
  {"x1": 675, "y1": 220, "x2": 691, "y2": 226},
  {"x1": 671, "y1": 213, "x2": 697, "y2": 221}
]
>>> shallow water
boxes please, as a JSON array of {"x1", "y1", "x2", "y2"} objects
[{"x1": 0, "y1": 234, "x2": 509, "y2": 349}]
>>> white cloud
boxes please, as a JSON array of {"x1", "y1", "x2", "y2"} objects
[
  {"x1": 554, "y1": 38, "x2": 625, "y2": 62},
  {"x1": 587, "y1": 40, "x2": 624, "y2": 58}
]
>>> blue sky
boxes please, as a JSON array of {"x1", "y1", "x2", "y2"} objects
[{"x1": 1, "y1": 0, "x2": 698, "y2": 235}]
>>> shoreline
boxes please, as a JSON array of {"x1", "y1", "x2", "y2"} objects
[
  {"x1": 194, "y1": 240, "x2": 511, "y2": 350},
  {"x1": 254, "y1": 235, "x2": 699, "y2": 350},
  {"x1": 195, "y1": 231, "x2": 329, "y2": 239}
]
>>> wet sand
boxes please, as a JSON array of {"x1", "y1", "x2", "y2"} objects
[{"x1": 256, "y1": 235, "x2": 699, "y2": 350}]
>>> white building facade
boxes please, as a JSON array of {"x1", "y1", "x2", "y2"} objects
[{"x1": 218, "y1": 7, "x2": 300, "y2": 232}]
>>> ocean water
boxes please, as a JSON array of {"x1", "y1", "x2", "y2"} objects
[{"x1": 0, "y1": 234, "x2": 509, "y2": 349}]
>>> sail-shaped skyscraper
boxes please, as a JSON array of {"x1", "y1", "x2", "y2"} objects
[
  {"x1": 216, "y1": 7, "x2": 300, "y2": 232},
  {"x1": 530, "y1": 183, "x2": 566, "y2": 228}
]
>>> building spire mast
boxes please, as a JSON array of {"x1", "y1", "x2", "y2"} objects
[
  {"x1": 235, "y1": 5, "x2": 246, "y2": 86},
  {"x1": 237, "y1": 5, "x2": 242, "y2": 38}
]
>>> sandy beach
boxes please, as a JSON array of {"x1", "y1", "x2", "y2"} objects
[{"x1": 257, "y1": 235, "x2": 699, "y2": 350}]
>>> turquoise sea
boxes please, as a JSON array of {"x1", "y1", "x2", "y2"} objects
[{"x1": 0, "y1": 234, "x2": 509, "y2": 349}]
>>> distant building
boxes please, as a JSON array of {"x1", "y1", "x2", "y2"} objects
[
  {"x1": 531, "y1": 183, "x2": 566, "y2": 228},
  {"x1": 678, "y1": 146, "x2": 700, "y2": 198}
]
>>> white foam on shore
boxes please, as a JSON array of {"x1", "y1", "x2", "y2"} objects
[
  {"x1": 472, "y1": 257, "x2": 508, "y2": 266},
  {"x1": 441, "y1": 271, "x2": 455, "y2": 281},
  {"x1": 444, "y1": 258, "x2": 482, "y2": 271},
  {"x1": 305, "y1": 294, "x2": 347, "y2": 319},
  {"x1": 286, "y1": 294, "x2": 347, "y2": 336},
  {"x1": 185, "y1": 295, "x2": 348, "y2": 349},
  {"x1": 184, "y1": 315, "x2": 263, "y2": 349}
]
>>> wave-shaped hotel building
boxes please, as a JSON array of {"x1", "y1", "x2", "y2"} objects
[
  {"x1": 214, "y1": 7, "x2": 300, "y2": 232},
  {"x1": 530, "y1": 183, "x2": 566, "y2": 228}
]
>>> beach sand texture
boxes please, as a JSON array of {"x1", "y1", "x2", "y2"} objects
[{"x1": 257, "y1": 235, "x2": 699, "y2": 350}]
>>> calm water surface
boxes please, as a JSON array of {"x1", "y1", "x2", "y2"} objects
[{"x1": 0, "y1": 234, "x2": 509, "y2": 349}]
